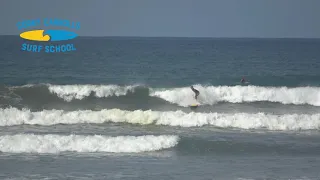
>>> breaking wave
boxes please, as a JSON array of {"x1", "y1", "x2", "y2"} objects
[
  {"x1": 150, "y1": 85, "x2": 320, "y2": 107},
  {"x1": 48, "y1": 84, "x2": 139, "y2": 102},
  {"x1": 1, "y1": 108, "x2": 319, "y2": 130},
  {"x1": 4, "y1": 84, "x2": 320, "y2": 107},
  {"x1": 0, "y1": 134, "x2": 179, "y2": 153}
]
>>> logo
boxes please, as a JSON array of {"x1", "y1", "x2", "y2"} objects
[{"x1": 17, "y1": 19, "x2": 80, "y2": 53}]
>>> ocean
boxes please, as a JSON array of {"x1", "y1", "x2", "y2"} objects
[{"x1": 0, "y1": 36, "x2": 320, "y2": 180}]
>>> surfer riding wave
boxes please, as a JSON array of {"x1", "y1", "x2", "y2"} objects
[{"x1": 190, "y1": 86, "x2": 199, "y2": 100}]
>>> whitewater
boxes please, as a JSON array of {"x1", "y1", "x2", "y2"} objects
[
  {"x1": 0, "y1": 134, "x2": 179, "y2": 153},
  {"x1": 1, "y1": 107, "x2": 319, "y2": 130},
  {"x1": 29, "y1": 84, "x2": 320, "y2": 106}
]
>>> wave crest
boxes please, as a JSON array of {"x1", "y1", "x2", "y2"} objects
[
  {"x1": 0, "y1": 134, "x2": 179, "y2": 153},
  {"x1": 1, "y1": 108, "x2": 319, "y2": 130},
  {"x1": 48, "y1": 84, "x2": 139, "y2": 101},
  {"x1": 150, "y1": 85, "x2": 320, "y2": 106},
  {"x1": 5, "y1": 84, "x2": 320, "y2": 107}
]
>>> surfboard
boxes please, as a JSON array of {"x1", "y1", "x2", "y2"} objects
[
  {"x1": 189, "y1": 103, "x2": 200, "y2": 108},
  {"x1": 235, "y1": 81, "x2": 250, "y2": 85}
]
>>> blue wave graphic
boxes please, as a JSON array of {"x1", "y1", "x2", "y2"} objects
[{"x1": 45, "y1": 30, "x2": 78, "y2": 41}]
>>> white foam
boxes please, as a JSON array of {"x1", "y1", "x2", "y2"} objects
[
  {"x1": 0, "y1": 134, "x2": 179, "y2": 153},
  {"x1": 1, "y1": 108, "x2": 320, "y2": 130},
  {"x1": 14, "y1": 84, "x2": 320, "y2": 106},
  {"x1": 48, "y1": 84, "x2": 138, "y2": 101},
  {"x1": 150, "y1": 85, "x2": 320, "y2": 107}
]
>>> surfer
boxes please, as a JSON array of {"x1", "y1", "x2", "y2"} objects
[
  {"x1": 190, "y1": 86, "x2": 199, "y2": 100},
  {"x1": 240, "y1": 77, "x2": 246, "y2": 83}
]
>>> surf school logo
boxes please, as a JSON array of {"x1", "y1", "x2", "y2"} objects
[{"x1": 17, "y1": 19, "x2": 80, "y2": 53}]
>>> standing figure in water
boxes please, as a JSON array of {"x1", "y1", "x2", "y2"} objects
[
  {"x1": 190, "y1": 86, "x2": 200, "y2": 100},
  {"x1": 240, "y1": 77, "x2": 246, "y2": 83}
]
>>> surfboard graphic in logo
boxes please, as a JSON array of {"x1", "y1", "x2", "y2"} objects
[{"x1": 20, "y1": 30, "x2": 78, "y2": 42}]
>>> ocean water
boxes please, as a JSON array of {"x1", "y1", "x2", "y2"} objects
[{"x1": 0, "y1": 36, "x2": 320, "y2": 180}]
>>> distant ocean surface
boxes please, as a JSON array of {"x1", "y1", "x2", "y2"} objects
[{"x1": 0, "y1": 36, "x2": 320, "y2": 180}]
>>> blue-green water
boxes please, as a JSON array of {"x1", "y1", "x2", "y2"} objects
[
  {"x1": 2, "y1": 37, "x2": 320, "y2": 87},
  {"x1": 0, "y1": 36, "x2": 320, "y2": 180}
]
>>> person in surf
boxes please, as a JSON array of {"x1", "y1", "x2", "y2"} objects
[
  {"x1": 190, "y1": 86, "x2": 200, "y2": 100},
  {"x1": 240, "y1": 77, "x2": 246, "y2": 83}
]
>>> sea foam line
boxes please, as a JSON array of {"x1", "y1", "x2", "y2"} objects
[
  {"x1": 48, "y1": 84, "x2": 320, "y2": 106},
  {"x1": 150, "y1": 85, "x2": 320, "y2": 106},
  {"x1": 1, "y1": 108, "x2": 320, "y2": 130},
  {"x1": 0, "y1": 134, "x2": 179, "y2": 153},
  {"x1": 8, "y1": 84, "x2": 320, "y2": 106},
  {"x1": 48, "y1": 84, "x2": 139, "y2": 102}
]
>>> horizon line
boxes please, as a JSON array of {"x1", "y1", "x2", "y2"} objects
[{"x1": 1, "y1": 34, "x2": 320, "y2": 39}]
